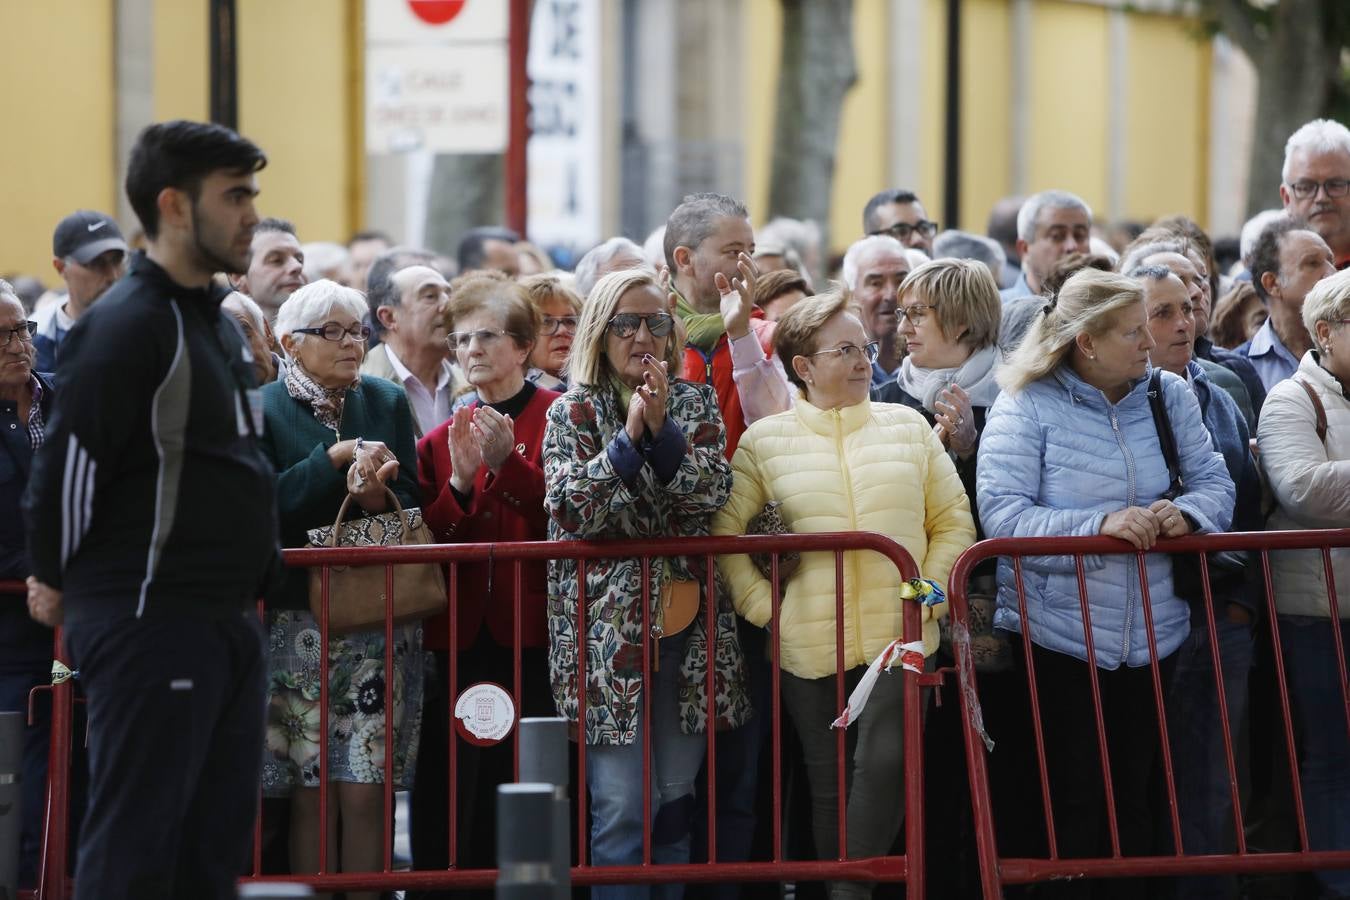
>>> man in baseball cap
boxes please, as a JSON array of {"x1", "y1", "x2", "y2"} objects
[{"x1": 37, "y1": 211, "x2": 128, "y2": 372}]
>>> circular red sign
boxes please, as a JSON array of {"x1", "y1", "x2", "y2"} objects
[{"x1": 407, "y1": 0, "x2": 466, "y2": 26}]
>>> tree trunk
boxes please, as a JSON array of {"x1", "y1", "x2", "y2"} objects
[
  {"x1": 1231, "y1": 0, "x2": 1338, "y2": 217},
  {"x1": 424, "y1": 153, "x2": 505, "y2": 260},
  {"x1": 767, "y1": 0, "x2": 857, "y2": 253}
]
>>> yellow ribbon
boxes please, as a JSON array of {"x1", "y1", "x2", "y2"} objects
[{"x1": 51, "y1": 660, "x2": 76, "y2": 685}]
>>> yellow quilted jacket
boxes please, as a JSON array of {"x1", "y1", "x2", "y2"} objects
[{"x1": 712, "y1": 397, "x2": 977, "y2": 679}]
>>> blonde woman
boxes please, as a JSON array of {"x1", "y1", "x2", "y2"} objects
[
  {"x1": 542, "y1": 268, "x2": 750, "y2": 897},
  {"x1": 976, "y1": 268, "x2": 1233, "y2": 895},
  {"x1": 713, "y1": 289, "x2": 976, "y2": 899}
]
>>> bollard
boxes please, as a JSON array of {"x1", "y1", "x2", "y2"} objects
[
  {"x1": 238, "y1": 882, "x2": 314, "y2": 898},
  {"x1": 497, "y1": 783, "x2": 560, "y2": 900},
  {"x1": 0, "y1": 711, "x2": 22, "y2": 900},
  {"x1": 518, "y1": 718, "x2": 570, "y2": 900}
]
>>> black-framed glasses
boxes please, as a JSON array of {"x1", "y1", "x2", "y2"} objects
[
  {"x1": 541, "y1": 315, "x2": 579, "y2": 336},
  {"x1": 808, "y1": 341, "x2": 880, "y2": 364},
  {"x1": 606, "y1": 313, "x2": 675, "y2": 339},
  {"x1": 869, "y1": 220, "x2": 939, "y2": 241},
  {"x1": 2, "y1": 320, "x2": 38, "y2": 348},
  {"x1": 293, "y1": 322, "x2": 371, "y2": 343},
  {"x1": 447, "y1": 329, "x2": 517, "y2": 350},
  {"x1": 1287, "y1": 179, "x2": 1350, "y2": 200},
  {"x1": 897, "y1": 303, "x2": 938, "y2": 325}
]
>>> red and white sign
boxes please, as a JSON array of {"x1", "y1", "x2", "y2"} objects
[
  {"x1": 406, "y1": 0, "x2": 466, "y2": 26},
  {"x1": 454, "y1": 682, "x2": 516, "y2": 746}
]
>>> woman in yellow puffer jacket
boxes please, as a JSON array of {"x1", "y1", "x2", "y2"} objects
[{"x1": 712, "y1": 288, "x2": 976, "y2": 899}]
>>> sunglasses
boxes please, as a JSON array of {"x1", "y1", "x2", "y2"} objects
[{"x1": 606, "y1": 313, "x2": 675, "y2": 339}]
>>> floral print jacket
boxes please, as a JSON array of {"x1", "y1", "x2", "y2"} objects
[{"x1": 543, "y1": 379, "x2": 752, "y2": 746}]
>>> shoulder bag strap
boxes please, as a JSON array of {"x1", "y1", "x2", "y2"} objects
[
  {"x1": 1147, "y1": 369, "x2": 1184, "y2": 497},
  {"x1": 1293, "y1": 376, "x2": 1329, "y2": 444}
]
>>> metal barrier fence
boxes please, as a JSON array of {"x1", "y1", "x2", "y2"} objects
[
  {"x1": 946, "y1": 529, "x2": 1350, "y2": 899},
  {"x1": 16, "y1": 531, "x2": 932, "y2": 898}
]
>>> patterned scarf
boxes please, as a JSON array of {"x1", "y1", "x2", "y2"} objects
[{"x1": 284, "y1": 361, "x2": 355, "y2": 432}]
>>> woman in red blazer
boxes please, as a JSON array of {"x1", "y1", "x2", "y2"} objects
[{"x1": 411, "y1": 273, "x2": 560, "y2": 879}]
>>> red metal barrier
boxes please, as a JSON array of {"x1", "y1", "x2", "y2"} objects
[
  {"x1": 24, "y1": 532, "x2": 931, "y2": 896},
  {"x1": 946, "y1": 529, "x2": 1350, "y2": 899}
]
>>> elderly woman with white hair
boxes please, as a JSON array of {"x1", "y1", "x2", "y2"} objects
[
  {"x1": 1256, "y1": 267, "x2": 1350, "y2": 900},
  {"x1": 259, "y1": 279, "x2": 424, "y2": 898}
]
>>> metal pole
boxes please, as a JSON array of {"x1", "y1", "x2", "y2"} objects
[
  {"x1": 209, "y1": 0, "x2": 238, "y2": 129},
  {"x1": 0, "y1": 711, "x2": 22, "y2": 900},
  {"x1": 504, "y1": 0, "x2": 531, "y2": 236},
  {"x1": 518, "y1": 718, "x2": 570, "y2": 900},
  {"x1": 942, "y1": 0, "x2": 962, "y2": 229},
  {"x1": 497, "y1": 783, "x2": 558, "y2": 900}
]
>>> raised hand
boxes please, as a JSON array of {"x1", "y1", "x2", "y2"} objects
[
  {"x1": 714, "y1": 252, "x2": 759, "y2": 340},
  {"x1": 471, "y1": 406, "x2": 517, "y2": 473},
  {"x1": 447, "y1": 409, "x2": 484, "y2": 495},
  {"x1": 637, "y1": 354, "x2": 669, "y2": 435}
]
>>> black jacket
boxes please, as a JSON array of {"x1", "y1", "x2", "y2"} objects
[
  {"x1": 2, "y1": 372, "x2": 55, "y2": 670},
  {"x1": 23, "y1": 253, "x2": 281, "y2": 624}
]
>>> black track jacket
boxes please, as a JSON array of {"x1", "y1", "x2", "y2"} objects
[{"x1": 24, "y1": 253, "x2": 280, "y2": 624}]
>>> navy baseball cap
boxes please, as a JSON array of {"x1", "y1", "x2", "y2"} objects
[{"x1": 53, "y1": 210, "x2": 129, "y2": 265}]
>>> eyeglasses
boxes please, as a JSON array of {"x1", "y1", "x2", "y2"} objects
[
  {"x1": 606, "y1": 313, "x2": 675, "y2": 339},
  {"x1": 541, "y1": 315, "x2": 579, "y2": 336},
  {"x1": 2, "y1": 320, "x2": 37, "y2": 348},
  {"x1": 869, "y1": 220, "x2": 939, "y2": 241},
  {"x1": 293, "y1": 323, "x2": 371, "y2": 343},
  {"x1": 448, "y1": 329, "x2": 517, "y2": 350},
  {"x1": 1287, "y1": 179, "x2": 1350, "y2": 200},
  {"x1": 897, "y1": 303, "x2": 938, "y2": 325},
  {"x1": 808, "y1": 341, "x2": 880, "y2": 364}
]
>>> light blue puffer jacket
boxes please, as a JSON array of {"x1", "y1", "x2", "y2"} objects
[{"x1": 976, "y1": 365, "x2": 1236, "y2": 668}]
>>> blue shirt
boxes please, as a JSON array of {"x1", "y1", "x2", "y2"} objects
[
  {"x1": 1237, "y1": 319, "x2": 1299, "y2": 392},
  {"x1": 1000, "y1": 270, "x2": 1034, "y2": 302}
]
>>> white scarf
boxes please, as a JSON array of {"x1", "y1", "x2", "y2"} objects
[{"x1": 894, "y1": 344, "x2": 1002, "y2": 413}]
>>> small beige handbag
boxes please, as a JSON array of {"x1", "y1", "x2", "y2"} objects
[{"x1": 306, "y1": 488, "x2": 447, "y2": 633}]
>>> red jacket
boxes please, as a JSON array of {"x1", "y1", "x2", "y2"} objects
[
  {"x1": 416, "y1": 387, "x2": 559, "y2": 651},
  {"x1": 681, "y1": 312, "x2": 776, "y2": 458}
]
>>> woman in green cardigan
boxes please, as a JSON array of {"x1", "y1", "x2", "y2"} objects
[{"x1": 258, "y1": 279, "x2": 424, "y2": 896}]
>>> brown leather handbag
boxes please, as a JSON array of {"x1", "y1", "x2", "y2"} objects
[{"x1": 306, "y1": 488, "x2": 447, "y2": 633}]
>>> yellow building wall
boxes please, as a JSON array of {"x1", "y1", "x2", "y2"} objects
[
  {"x1": 1027, "y1": 1, "x2": 1110, "y2": 216},
  {"x1": 959, "y1": 0, "x2": 1012, "y2": 231},
  {"x1": 154, "y1": 0, "x2": 209, "y2": 121},
  {"x1": 0, "y1": 1, "x2": 116, "y2": 283},
  {"x1": 743, "y1": 0, "x2": 780, "y2": 229},
  {"x1": 828, "y1": 0, "x2": 892, "y2": 248},
  {"x1": 1123, "y1": 13, "x2": 1210, "y2": 226}
]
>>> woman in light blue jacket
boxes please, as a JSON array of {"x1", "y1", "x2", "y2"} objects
[{"x1": 976, "y1": 268, "x2": 1234, "y2": 898}]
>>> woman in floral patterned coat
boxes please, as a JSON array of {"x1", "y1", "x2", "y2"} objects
[{"x1": 543, "y1": 267, "x2": 751, "y2": 896}]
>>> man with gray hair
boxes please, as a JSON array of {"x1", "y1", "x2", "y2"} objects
[
  {"x1": 933, "y1": 229, "x2": 1006, "y2": 284},
  {"x1": 572, "y1": 236, "x2": 647, "y2": 297},
  {"x1": 1280, "y1": 118, "x2": 1350, "y2": 269},
  {"x1": 1000, "y1": 189, "x2": 1092, "y2": 300},
  {"x1": 842, "y1": 234, "x2": 910, "y2": 388}
]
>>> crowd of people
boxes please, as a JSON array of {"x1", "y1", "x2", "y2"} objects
[{"x1": 1, "y1": 113, "x2": 1348, "y2": 900}]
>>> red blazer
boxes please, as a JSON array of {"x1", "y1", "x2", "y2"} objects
[
  {"x1": 681, "y1": 312, "x2": 776, "y2": 458},
  {"x1": 416, "y1": 387, "x2": 559, "y2": 651}
]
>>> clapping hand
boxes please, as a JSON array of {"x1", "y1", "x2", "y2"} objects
[
  {"x1": 471, "y1": 406, "x2": 516, "y2": 474},
  {"x1": 624, "y1": 355, "x2": 670, "y2": 442},
  {"x1": 714, "y1": 252, "x2": 759, "y2": 341},
  {"x1": 447, "y1": 408, "x2": 484, "y2": 495}
]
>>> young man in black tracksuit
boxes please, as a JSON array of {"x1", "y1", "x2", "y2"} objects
[{"x1": 23, "y1": 120, "x2": 280, "y2": 900}]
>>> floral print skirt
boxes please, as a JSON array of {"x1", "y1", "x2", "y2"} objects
[{"x1": 262, "y1": 610, "x2": 425, "y2": 796}]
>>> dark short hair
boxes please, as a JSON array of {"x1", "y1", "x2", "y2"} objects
[
  {"x1": 365, "y1": 246, "x2": 438, "y2": 337},
  {"x1": 1249, "y1": 217, "x2": 1301, "y2": 303},
  {"x1": 1039, "y1": 253, "x2": 1115, "y2": 300},
  {"x1": 663, "y1": 193, "x2": 749, "y2": 271},
  {"x1": 348, "y1": 229, "x2": 392, "y2": 247},
  {"x1": 255, "y1": 217, "x2": 296, "y2": 238},
  {"x1": 456, "y1": 226, "x2": 521, "y2": 273},
  {"x1": 125, "y1": 120, "x2": 267, "y2": 239},
  {"x1": 862, "y1": 189, "x2": 920, "y2": 234},
  {"x1": 1128, "y1": 264, "x2": 1176, "y2": 284}
]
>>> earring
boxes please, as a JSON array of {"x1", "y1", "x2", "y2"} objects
[{"x1": 1088, "y1": 354, "x2": 1096, "y2": 361}]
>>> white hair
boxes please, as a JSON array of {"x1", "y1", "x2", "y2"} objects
[
  {"x1": 573, "y1": 237, "x2": 646, "y2": 297},
  {"x1": 1302, "y1": 266, "x2": 1350, "y2": 338},
  {"x1": 1016, "y1": 189, "x2": 1093, "y2": 243},
  {"x1": 1088, "y1": 237, "x2": 1120, "y2": 268},
  {"x1": 932, "y1": 229, "x2": 1007, "y2": 282},
  {"x1": 301, "y1": 241, "x2": 350, "y2": 283},
  {"x1": 274, "y1": 279, "x2": 370, "y2": 345},
  {"x1": 1282, "y1": 119, "x2": 1350, "y2": 184},
  {"x1": 840, "y1": 235, "x2": 906, "y2": 290},
  {"x1": 757, "y1": 217, "x2": 822, "y2": 261},
  {"x1": 1240, "y1": 209, "x2": 1286, "y2": 266},
  {"x1": 221, "y1": 291, "x2": 267, "y2": 335},
  {"x1": 642, "y1": 226, "x2": 666, "y2": 271},
  {"x1": 906, "y1": 248, "x2": 931, "y2": 269}
]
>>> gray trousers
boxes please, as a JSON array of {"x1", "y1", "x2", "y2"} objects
[{"x1": 781, "y1": 664, "x2": 909, "y2": 900}]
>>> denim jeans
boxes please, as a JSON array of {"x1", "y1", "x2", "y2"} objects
[
  {"x1": 586, "y1": 633, "x2": 707, "y2": 900},
  {"x1": 1280, "y1": 615, "x2": 1350, "y2": 899},
  {"x1": 1166, "y1": 615, "x2": 1254, "y2": 900}
]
